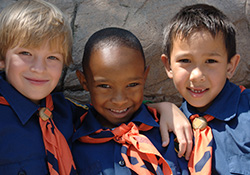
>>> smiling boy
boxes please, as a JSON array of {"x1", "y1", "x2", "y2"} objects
[
  {"x1": 161, "y1": 4, "x2": 250, "y2": 174},
  {"x1": 72, "y1": 27, "x2": 189, "y2": 175},
  {"x1": 165, "y1": 29, "x2": 237, "y2": 112},
  {"x1": 81, "y1": 45, "x2": 147, "y2": 127},
  {"x1": 0, "y1": 0, "x2": 77, "y2": 174},
  {"x1": 4, "y1": 43, "x2": 64, "y2": 104}
]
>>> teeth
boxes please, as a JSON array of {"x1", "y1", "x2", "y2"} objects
[
  {"x1": 190, "y1": 89, "x2": 206, "y2": 93},
  {"x1": 110, "y1": 108, "x2": 128, "y2": 113}
]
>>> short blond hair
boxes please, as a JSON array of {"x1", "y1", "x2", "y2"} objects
[{"x1": 0, "y1": 0, "x2": 73, "y2": 66}]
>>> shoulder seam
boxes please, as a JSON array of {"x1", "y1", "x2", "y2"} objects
[{"x1": 65, "y1": 97, "x2": 89, "y2": 110}]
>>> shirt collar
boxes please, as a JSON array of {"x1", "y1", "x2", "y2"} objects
[
  {"x1": 181, "y1": 80, "x2": 241, "y2": 121},
  {"x1": 73, "y1": 104, "x2": 159, "y2": 141},
  {"x1": 131, "y1": 104, "x2": 159, "y2": 127},
  {"x1": 0, "y1": 72, "x2": 40, "y2": 125}
]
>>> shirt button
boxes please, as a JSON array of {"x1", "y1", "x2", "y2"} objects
[
  {"x1": 119, "y1": 160, "x2": 125, "y2": 167},
  {"x1": 18, "y1": 170, "x2": 26, "y2": 175}
]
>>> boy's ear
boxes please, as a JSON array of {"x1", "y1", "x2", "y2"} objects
[
  {"x1": 76, "y1": 70, "x2": 89, "y2": 91},
  {"x1": 161, "y1": 54, "x2": 173, "y2": 79},
  {"x1": 226, "y1": 54, "x2": 240, "y2": 79},
  {"x1": 0, "y1": 60, "x2": 5, "y2": 70},
  {"x1": 144, "y1": 65, "x2": 150, "y2": 81}
]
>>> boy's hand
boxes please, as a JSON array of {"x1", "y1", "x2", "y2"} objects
[{"x1": 148, "y1": 102, "x2": 193, "y2": 160}]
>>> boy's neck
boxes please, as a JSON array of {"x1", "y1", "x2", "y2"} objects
[
  {"x1": 95, "y1": 113, "x2": 117, "y2": 128},
  {"x1": 93, "y1": 105, "x2": 143, "y2": 129}
]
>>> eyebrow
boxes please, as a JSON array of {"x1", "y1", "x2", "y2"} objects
[
  {"x1": 93, "y1": 76, "x2": 144, "y2": 82},
  {"x1": 205, "y1": 52, "x2": 222, "y2": 57},
  {"x1": 175, "y1": 52, "x2": 222, "y2": 59}
]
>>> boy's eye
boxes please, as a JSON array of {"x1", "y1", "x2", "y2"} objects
[
  {"x1": 47, "y1": 56, "x2": 58, "y2": 60},
  {"x1": 178, "y1": 59, "x2": 190, "y2": 63},
  {"x1": 97, "y1": 84, "x2": 110, "y2": 88},
  {"x1": 19, "y1": 51, "x2": 31, "y2": 56},
  {"x1": 127, "y1": 83, "x2": 139, "y2": 87},
  {"x1": 206, "y1": 59, "x2": 217, "y2": 63}
]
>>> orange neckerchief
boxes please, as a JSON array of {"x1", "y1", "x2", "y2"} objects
[
  {"x1": 239, "y1": 85, "x2": 246, "y2": 92},
  {"x1": 188, "y1": 114, "x2": 214, "y2": 175},
  {"x1": 78, "y1": 106, "x2": 173, "y2": 175},
  {"x1": 188, "y1": 85, "x2": 246, "y2": 175},
  {"x1": 0, "y1": 95, "x2": 76, "y2": 175}
]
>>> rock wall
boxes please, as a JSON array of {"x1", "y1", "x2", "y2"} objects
[{"x1": 1, "y1": 0, "x2": 249, "y2": 106}]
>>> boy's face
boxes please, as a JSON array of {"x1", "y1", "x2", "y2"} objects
[
  {"x1": 1, "y1": 42, "x2": 64, "y2": 104},
  {"x1": 162, "y1": 31, "x2": 240, "y2": 112},
  {"x1": 77, "y1": 46, "x2": 149, "y2": 128}
]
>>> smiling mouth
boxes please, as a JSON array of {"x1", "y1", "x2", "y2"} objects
[
  {"x1": 189, "y1": 88, "x2": 207, "y2": 93},
  {"x1": 110, "y1": 108, "x2": 129, "y2": 114},
  {"x1": 26, "y1": 77, "x2": 49, "y2": 84}
]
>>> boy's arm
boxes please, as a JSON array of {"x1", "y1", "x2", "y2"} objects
[{"x1": 148, "y1": 102, "x2": 193, "y2": 160}]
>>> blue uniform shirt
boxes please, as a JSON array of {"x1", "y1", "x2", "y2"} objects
[
  {"x1": 0, "y1": 72, "x2": 82, "y2": 175},
  {"x1": 181, "y1": 80, "x2": 250, "y2": 175},
  {"x1": 72, "y1": 104, "x2": 189, "y2": 175}
]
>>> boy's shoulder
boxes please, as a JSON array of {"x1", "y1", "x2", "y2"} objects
[
  {"x1": 50, "y1": 92, "x2": 89, "y2": 110},
  {"x1": 50, "y1": 92, "x2": 73, "y2": 107},
  {"x1": 51, "y1": 93, "x2": 90, "y2": 120},
  {"x1": 135, "y1": 104, "x2": 160, "y2": 124},
  {"x1": 240, "y1": 87, "x2": 250, "y2": 94},
  {"x1": 214, "y1": 81, "x2": 248, "y2": 108},
  {"x1": 64, "y1": 97, "x2": 90, "y2": 125},
  {"x1": 65, "y1": 97, "x2": 89, "y2": 111},
  {"x1": 238, "y1": 86, "x2": 250, "y2": 108}
]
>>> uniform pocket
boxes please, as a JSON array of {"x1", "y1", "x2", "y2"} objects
[
  {"x1": 0, "y1": 157, "x2": 48, "y2": 175},
  {"x1": 228, "y1": 154, "x2": 250, "y2": 174},
  {"x1": 80, "y1": 160, "x2": 103, "y2": 175}
]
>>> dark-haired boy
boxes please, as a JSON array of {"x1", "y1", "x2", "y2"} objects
[
  {"x1": 72, "y1": 27, "x2": 189, "y2": 175},
  {"x1": 161, "y1": 3, "x2": 250, "y2": 174}
]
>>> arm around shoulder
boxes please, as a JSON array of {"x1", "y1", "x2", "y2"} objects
[{"x1": 148, "y1": 101, "x2": 193, "y2": 160}]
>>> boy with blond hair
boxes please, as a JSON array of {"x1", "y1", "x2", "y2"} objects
[
  {"x1": 0, "y1": 0, "x2": 78, "y2": 174},
  {"x1": 161, "y1": 4, "x2": 250, "y2": 174}
]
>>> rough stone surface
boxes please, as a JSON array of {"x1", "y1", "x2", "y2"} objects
[{"x1": 1, "y1": 0, "x2": 249, "y2": 106}]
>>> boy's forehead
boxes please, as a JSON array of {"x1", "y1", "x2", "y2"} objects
[
  {"x1": 175, "y1": 28, "x2": 222, "y2": 41},
  {"x1": 85, "y1": 46, "x2": 146, "y2": 85},
  {"x1": 91, "y1": 46, "x2": 144, "y2": 66},
  {"x1": 17, "y1": 38, "x2": 64, "y2": 52},
  {"x1": 86, "y1": 46, "x2": 145, "y2": 74},
  {"x1": 171, "y1": 30, "x2": 227, "y2": 58},
  {"x1": 175, "y1": 30, "x2": 220, "y2": 43}
]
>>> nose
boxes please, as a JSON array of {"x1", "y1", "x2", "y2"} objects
[
  {"x1": 111, "y1": 89, "x2": 128, "y2": 106},
  {"x1": 189, "y1": 66, "x2": 205, "y2": 82},
  {"x1": 30, "y1": 57, "x2": 46, "y2": 73}
]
